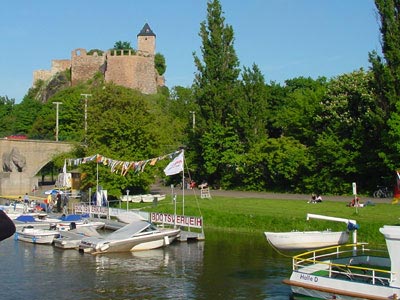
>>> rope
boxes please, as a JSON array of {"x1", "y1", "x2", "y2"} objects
[
  {"x1": 184, "y1": 159, "x2": 203, "y2": 218},
  {"x1": 265, "y1": 235, "x2": 296, "y2": 258}
]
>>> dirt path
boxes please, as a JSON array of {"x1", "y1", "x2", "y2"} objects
[{"x1": 150, "y1": 185, "x2": 391, "y2": 204}]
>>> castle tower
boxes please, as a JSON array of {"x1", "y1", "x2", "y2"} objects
[{"x1": 137, "y1": 23, "x2": 156, "y2": 56}]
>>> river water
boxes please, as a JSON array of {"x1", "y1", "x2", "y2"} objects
[{"x1": 0, "y1": 230, "x2": 293, "y2": 300}]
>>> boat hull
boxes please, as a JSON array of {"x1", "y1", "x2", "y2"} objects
[
  {"x1": 15, "y1": 228, "x2": 59, "y2": 244},
  {"x1": 284, "y1": 242, "x2": 400, "y2": 300},
  {"x1": 286, "y1": 272, "x2": 400, "y2": 300},
  {"x1": 79, "y1": 228, "x2": 180, "y2": 254},
  {"x1": 264, "y1": 230, "x2": 349, "y2": 250}
]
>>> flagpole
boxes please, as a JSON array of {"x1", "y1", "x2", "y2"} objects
[
  {"x1": 180, "y1": 150, "x2": 185, "y2": 216},
  {"x1": 182, "y1": 165, "x2": 185, "y2": 216}
]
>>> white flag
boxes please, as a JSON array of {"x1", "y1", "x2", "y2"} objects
[
  {"x1": 63, "y1": 159, "x2": 67, "y2": 175},
  {"x1": 62, "y1": 159, "x2": 68, "y2": 187},
  {"x1": 164, "y1": 151, "x2": 184, "y2": 176}
]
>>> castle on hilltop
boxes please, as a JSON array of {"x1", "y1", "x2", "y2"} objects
[{"x1": 33, "y1": 23, "x2": 164, "y2": 95}]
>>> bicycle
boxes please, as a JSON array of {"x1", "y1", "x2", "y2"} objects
[{"x1": 373, "y1": 186, "x2": 393, "y2": 198}]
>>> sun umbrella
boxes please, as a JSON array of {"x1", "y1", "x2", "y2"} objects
[{"x1": 44, "y1": 189, "x2": 64, "y2": 195}]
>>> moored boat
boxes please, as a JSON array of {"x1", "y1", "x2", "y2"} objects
[
  {"x1": 54, "y1": 225, "x2": 101, "y2": 249},
  {"x1": 78, "y1": 218, "x2": 180, "y2": 254},
  {"x1": 265, "y1": 214, "x2": 357, "y2": 251},
  {"x1": 283, "y1": 225, "x2": 400, "y2": 300},
  {"x1": 56, "y1": 214, "x2": 105, "y2": 231},
  {"x1": 264, "y1": 230, "x2": 350, "y2": 251},
  {"x1": 14, "y1": 226, "x2": 60, "y2": 244}
]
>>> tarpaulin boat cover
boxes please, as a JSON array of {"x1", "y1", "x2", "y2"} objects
[{"x1": 15, "y1": 215, "x2": 36, "y2": 222}]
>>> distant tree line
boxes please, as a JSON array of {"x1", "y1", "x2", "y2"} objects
[{"x1": 0, "y1": 0, "x2": 399, "y2": 198}]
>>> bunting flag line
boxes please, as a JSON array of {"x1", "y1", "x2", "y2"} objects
[{"x1": 66, "y1": 149, "x2": 183, "y2": 176}]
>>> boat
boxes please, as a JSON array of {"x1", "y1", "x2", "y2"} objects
[
  {"x1": 264, "y1": 214, "x2": 357, "y2": 251},
  {"x1": 14, "y1": 226, "x2": 60, "y2": 244},
  {"x1": 55, "y1": 214, "x2": 105, "y2": 231},
  {"x1": 120, "y1": 193, "x2": 166, "y2": 203},
  {"x1": 283, "y1": 225, "x2": 400, "y2": 300},
  {"x1": 54, "y1": 224, "x2": 101, "y2": 249},
  {"x1": 264, "y1": 230, "x2": 350, "y2": 251},
  {"x1": 115, "y1": 211, "x2": 147, "y2": 224},
  {"x1": 78, "y1": 218, "x2": 180, "y2": 254}
]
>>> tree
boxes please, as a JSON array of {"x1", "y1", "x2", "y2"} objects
[
  {"x1": 370, "y1": 1, "x2": 400, "y2": 173},
  {"x1": 313, "y1": 70, "x2": 382, "y2": 193},
  {"x1": 10, "y1": 96, "x2": 43, "y2": 136},
  {"x1": 76, "y1": 83, "x2": 184, "y2": 197},
  {"x1": 0, "y1": 96, "x2": 15, "y2": 136},
  {"x1": 112, "y1": 41, "x2": 135, "y2": 55},
  {"x1": 113, "y1": 41, "x2": 133, "y2": 50},
  {"x1": 191, "y1": 0, "x2": 242, "y2": 186},
  {"x1": 236, "y1": 64, "x2": 269, "y2": 147},
  {"x1": 193, "y1": 0, "x2": 240, "y2": 127},
  {"x1": 245, "y1": 137, "x2": 311, "y2": 192},
  {"x1": 274, "y1": 76, "x2": 327, "y2": 145},
  {"x1": 155, "y1": 53, "x2": 166, "y2": 76}
]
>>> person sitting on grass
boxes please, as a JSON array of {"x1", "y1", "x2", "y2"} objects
[
  {"x1": 308, "y1": 194, "x2": 316, "y2": 203},
  {"x1": 348, "y1": 196, "x2": 361, "y2": 207}
]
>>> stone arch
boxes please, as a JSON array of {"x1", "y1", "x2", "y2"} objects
[{"x1": 0, "y1": 139, "x2": 74, "y2": 195}]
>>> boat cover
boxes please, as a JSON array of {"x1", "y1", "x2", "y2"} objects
[
  {"x1": 60, "y1": 214, "x2": 83, "y2": 222},
  {"x1": 15, "y1": 215, "x2": 36, "y2": 222},
  {"x1": 108, "y1": 220, "x2": 153, "y2": 240}
]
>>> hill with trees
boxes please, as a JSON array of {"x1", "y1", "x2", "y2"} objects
[{"x1": 1, "y1": 0, "x2": 399, "y2": 198}]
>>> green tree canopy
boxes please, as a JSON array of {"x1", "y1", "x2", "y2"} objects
[{"x1": 155, "y1": 53, "x2": 166, "y2": 76}]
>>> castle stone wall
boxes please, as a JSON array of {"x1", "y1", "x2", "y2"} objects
[
  {"x1": 32, "y1": 24, "x2": 164, "y2": 95},
  {"x1": 105, "y1": 51, "x2": 158, "y2": 95},
  {"x1": 33, "y1": 59, "x2": 71, "y2": 85},
  {"x1": 71, "y1": 48, "x2": 105, "y2": 85},
  {"x1": 33, "y1": 70, "x2": 53, "y2": 84},
  {"x1": 52, "y1": 59, "x2": 71, "y2": 73}
]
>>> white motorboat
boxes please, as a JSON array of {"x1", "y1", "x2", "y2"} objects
[
  {"x1": 14, "y1": 214, "x2": 104, "y2": 231},
  {"x1": 14, "y1": 226, "x2": 60, "y2": 244},
  {"x1": 78, "y1": 218, "x2": 180, "y2": 254},
  {"x1": 284, "y1": 225, "x2": 400, "y2": 300},
  {"x1": 264, "y1": 214, "x2": 357, "y2": 251},
  {"x1": 120, "y1": 194, "x2": 165, "y2": 203},
  {"x1": 264, "y1": 230, "x2": 350, "y2": 251},
  {"x1": 56, "y1": 214, "x2": 105, "y2": 231},
  {"x1": 54, "y1": 225, "x2": 101, "y2": 249}
]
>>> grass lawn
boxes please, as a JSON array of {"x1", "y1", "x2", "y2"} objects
[{"x1": 123, "y1": 194, "x2": 399, "y2": 246}]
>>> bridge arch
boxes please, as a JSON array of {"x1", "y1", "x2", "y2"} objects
[{"x1": 0, "y1": 138, "x2": 74, "y2": 196}]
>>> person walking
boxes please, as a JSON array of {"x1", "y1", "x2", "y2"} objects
[
  {"x1": 62, "y1": 194, "x2": 69, "y2": 215},
  {"x1": 23, "y1": 193, "x2": 30, "y2": 213},
  {"x1": 56, "y1": 192, "x2": 62, "y2": 213}
]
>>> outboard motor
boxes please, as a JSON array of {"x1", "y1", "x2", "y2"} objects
[{"x1": 70, "y1": 222, "x2": 76, "y2": 230}]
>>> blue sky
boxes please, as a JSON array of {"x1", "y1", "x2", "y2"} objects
[{"x1": 0, "y1": 0, "x2": 381, "y2": 103}]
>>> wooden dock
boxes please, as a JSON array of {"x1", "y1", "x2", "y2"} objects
[{"x1": 178, "y1": 230, "x2": 205, "y2": 242}]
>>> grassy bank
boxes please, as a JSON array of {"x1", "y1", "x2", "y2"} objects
[{"x1": 125, "y1": 194, "x2": 399, "y2": 246}]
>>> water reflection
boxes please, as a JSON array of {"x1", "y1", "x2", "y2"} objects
[{"x1": 0, "y1": 231, "x2": 292, "y2": 300}]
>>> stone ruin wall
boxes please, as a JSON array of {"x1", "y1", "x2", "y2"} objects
[
  {"x1": 33, "y1": 49, "x2": 164, "y2": 95},
  {"x1": 71, "y1": 48, "x2": 105, "y2": 85},
  {"x1": 33, "y1": 59, "x2": 71, "y2": 85},
  {"x1": 105, "y1": 50, "x2": 158, "y2": 95}
]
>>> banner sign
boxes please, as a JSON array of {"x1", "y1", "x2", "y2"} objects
[
  {"x1": 74, "y1": 204, "x2": 108, "y2": 216},
  {"x1": 150, "y1": 212, "x2": 203, "y2": 229}
]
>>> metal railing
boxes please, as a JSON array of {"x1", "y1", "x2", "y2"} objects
[{"x1": 292, "y1": 243, "x2": 393, "y2": 286}]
